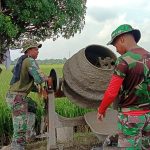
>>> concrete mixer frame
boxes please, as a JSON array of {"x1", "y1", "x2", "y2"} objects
[
  {"x1": 46, "y1": 90, "x2": 87, "y2": 150},
  {"x1": 44, "y1": 69, "x2": 87, "y2": 150}
]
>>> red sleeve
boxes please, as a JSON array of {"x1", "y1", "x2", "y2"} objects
[{"x1": 98, "y1": 74, "x2": 124, "y2": 115}]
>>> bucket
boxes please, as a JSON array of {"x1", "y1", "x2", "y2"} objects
[{"x1": 63, "y1": 44, "x2": 117, "y2": 108}]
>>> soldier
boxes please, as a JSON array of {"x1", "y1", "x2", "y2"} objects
[
  {"x1": 6, "y1": 39, "x2": 49, "y2": 150},
  {"x1": 97, "y1": 24, "x2": 150, "y2": 149}
]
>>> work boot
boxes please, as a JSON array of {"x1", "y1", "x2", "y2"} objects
[
  {"x1": 103, "y1": 134, "x2": 118, "y2": 147},
  {"x1": 11, "y1": 141, "x2": 25, "y2": 150}
]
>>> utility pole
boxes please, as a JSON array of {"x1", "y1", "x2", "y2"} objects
[
  {"x1": 0, "y1": 0, "x2": 1, "y2": 11},
  {"x1": 68, "y1": 50, "x2": 70, "y2": 58}
]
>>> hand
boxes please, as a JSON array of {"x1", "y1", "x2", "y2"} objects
[
  {"x1": 47, "y1": 77, "x2": 52, "y2": 87},
  {"x1": 97, "y1": 112, "x2": 105, "y2": 121}
]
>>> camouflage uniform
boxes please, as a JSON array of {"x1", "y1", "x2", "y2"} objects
[
  {"x1": 114, "y1": 48, "x2": 150, "y2": 149},
  {"x1": 118, "y1": 112, "x2": 150, "y2": 150},
  {"x1": 6, "y1": 40, "x2": 46, "y2": 150}
]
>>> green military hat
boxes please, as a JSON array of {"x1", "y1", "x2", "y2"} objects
[
  {"x1": 107, "y1": 24, "x2": 141, "y2": 45},
  {"x1": 21, "y1": 39, "x2": 42, "y2": 53}
]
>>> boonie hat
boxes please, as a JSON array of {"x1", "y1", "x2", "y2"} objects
[
  {"x1": 21, "y1": 39, "x2": 42, "y2": 53},
  {"x1": 107, "y1": 24, "x2": 141, "y2": 45}
]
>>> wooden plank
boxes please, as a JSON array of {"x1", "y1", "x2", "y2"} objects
[
  {"x1": 47, "y1": 92, "x2": 57, "y2": 150},
  {"x1": 56, "y1": 115, "x2": 86, "y2": 127}
]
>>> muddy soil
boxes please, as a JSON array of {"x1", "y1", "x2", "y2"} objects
[{"x1": 26, "y1": 132, "x2": 102, "y2": 150}]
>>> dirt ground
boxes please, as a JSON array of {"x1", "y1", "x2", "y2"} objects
[
  {"x1": 1, "y1": 132, "x2": 120, "y2": 150},
  {"x1": 26, "y1": 132, "x2": 102, "y2": 150}
]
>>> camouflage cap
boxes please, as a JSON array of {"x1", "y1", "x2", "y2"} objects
[
  {"x1": 21, "y1": 39, "x2": 42, "y2": 53},
  {"x1": 107, "y1": 24, "x2": 141, "y2": 45}
]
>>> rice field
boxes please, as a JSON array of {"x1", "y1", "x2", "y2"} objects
[{"x1": 0, "y1": 64, "x2": 94, "y2": 145}]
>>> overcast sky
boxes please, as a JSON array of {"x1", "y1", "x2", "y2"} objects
[{"x1": 10, "y1": 0, "x2": 150, "y2": 60}]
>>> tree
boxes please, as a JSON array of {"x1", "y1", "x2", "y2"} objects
[{"x1": 0, "y1": 0, "x2": 87, "y2": 62}]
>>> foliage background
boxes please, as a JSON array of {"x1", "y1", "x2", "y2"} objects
[{"x1": 0, "y1": 0, "x2": 87, "y2": 62}]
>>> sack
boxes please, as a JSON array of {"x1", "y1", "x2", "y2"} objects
[{"x1": 26, "y1": 97, "x2": 37, "y2": 114}]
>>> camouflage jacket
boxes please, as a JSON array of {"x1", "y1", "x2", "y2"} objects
[
  {"x1": 9, "y1": 56, "x2": 46, "y2": 94},
  {"x1": 114, "y1": 48, "x2": 150, "y2": 108}
]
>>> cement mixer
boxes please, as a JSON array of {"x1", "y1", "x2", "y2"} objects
[
  {"x1": 44, "y1": 45, "x2": 118, "y2": 149},
  {"x1": 61, "y1": 45, "x2": 118, "y2": 149},
  {"x1": 62, "y1": 44, "x2": 117, "y2": 108}
]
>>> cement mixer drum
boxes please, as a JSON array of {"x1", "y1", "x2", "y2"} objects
[{"x1": 62, "y1": 45, "x2": 117, "y2": 108}]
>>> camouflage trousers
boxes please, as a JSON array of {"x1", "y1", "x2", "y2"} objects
[
  {"x1": 6, "y1": 92, "x2": 36, "y2": 147},
  {"x1": 117, "y1": 112, "x2": 150, "y2": 150}
]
